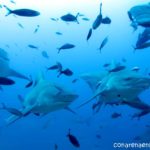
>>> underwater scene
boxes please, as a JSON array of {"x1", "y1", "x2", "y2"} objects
[{"x1": 0, "y1": 0, "x2": 150, "y2": 149}]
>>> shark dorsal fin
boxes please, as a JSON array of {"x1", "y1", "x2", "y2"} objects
[
  {"x1": 0, "y1": 48, "x2": 9, "y2": 61},
  {"x1": 35, "y1": 72, "x2": 45, "y2": 85},
  {"x1": 110, "y1": 60, "x2": 119, "y2": 70}
]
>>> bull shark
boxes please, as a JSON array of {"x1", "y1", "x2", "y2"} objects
[
  {"x1": 6, "y1": 73, "x2": 78, "y2": 125},
  {"x1": 79, "y1": 65, "x2": 150, "y2": 113},
  {"x1": 0, "y1": 48, "x2": 28, "y2": 80}
]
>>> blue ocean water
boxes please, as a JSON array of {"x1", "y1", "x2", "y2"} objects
[{"x1": 0, "y1": 0, "x2": 150, "y2": 149}]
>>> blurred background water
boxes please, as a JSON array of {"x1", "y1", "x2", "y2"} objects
[{"x1": 0, "y1": 0, "x2": 150, "y2": 149}]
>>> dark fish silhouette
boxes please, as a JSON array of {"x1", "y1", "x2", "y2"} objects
[
  {"x1": 55, "y1": 32, "x2": 63, "y2": 35},
  {"x1": 0, "y1": 77, "x2": 15, "y2": 85},
  {"x1": 82, "y1": 17, "x2": 90, "y2": 21},
  {"x1": 1, "y1": 103, "x2": 23, "y2": 116},
  {"x1": 111, "y1": 112, "x2": 121, "y2": 119},
  {"x1": 57, "y1": 68, "x2": 73, "y2": 77},
  {"x1": 25, "y1": 81, "x2": 33, "y2": 88},
  {"x1": 86, "y1": 28, "x2": 92, "y2": 41},
  {"x1": 54, "y1": 144, "x2": 58, "y2": 150},
  {"x1": 47, "y1": 65, "x2": 59, "y2": 70},
  {"x1": 17, "y1": 23, "x2": 24, "y2": 29},
  {"x1": 109, "y1": 65, "x2": 126, "y2": 73},
  {"x1": 41, "y1": 51, "x2": 49, "y2": 59},
  {"x1": 57, "y1": 43, "x2": 75, "y2": 53},
  {"x1": 92, "y1": 3, "x2": 103, "y2": 30},
  {"x1": 98, "y1": 36, "x2": 108, "y2": 52},
  {"x1": 103, "y1": 63, "x2": 110, "y2": 68},
  {"x1": 47, "y1": 62, "x2": 62, "y2": 71},
  {"x1": 96, "y1": 134, "x2": 101, "y2": 139},
  {"x1": 28, "y1": 44, "x2": 38, "y2": 49},
  {"x1": 72, "y1": 78, "x2": 78, "y2": 83},
  {"x1": 50, "y1": 18, "x2": 59, "y2": 21},
  {"x1": 3, "y1": 5, "x2": 40, "y2": 17},
  {"x1": 102, "y1": 16, "x2": 111, "y2": 24},
  {"x1": 61, "y1": 13, "x2": 79, "y2": 23},
  {"x1": 25, "y1": 76, "x2": 33, "y2": 88},
  {"x1": 62, "y1": 69, "x2": 73, "y2": 76},
  {"x1": 47, "y1": 62, "x2": 72, "y2": 78},
  {"x1": 78, "y1": 13, "x2": 84, "y2": 17},
  {"x1": 10, "y1": 0, "x2": 16, "y2": 4},
  {"x1": 34, "y1": 25, "x2": 40, "y2": 33},
  {"x1": 67, "y1": 129, "x2": 80, "y2": 148}
]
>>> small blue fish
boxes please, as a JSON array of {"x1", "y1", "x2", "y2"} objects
[
  {"x1": 72, "y1": 78, "x2": 78, "y2": 83},
  {"x1": 10, "y1": 0, "x2": 16, "y2": 4},
  {"x1": 54, "y1": 144, "x2": 58, "y2": 150},
  {"x1": 86, "y1": 28, "x2": 92, "y2": 41},
  {"x1": 50, "y1": 18, "x2": 59, "y2": 21},
  {"x1": 57, "y1": 43, "x2": 75, "y2": 53},
  {"x1": 55, "y1": 32, "x2": 63, "y2": 35},
  {"x1": 103, "y1": 63, "x2": 110, "y2": 68},
  {"x1": 41, "y1": 50, "x2": 49, "y2": 59},
  {"x1": 109, "y1": 65, "x2": 126, "y2": 73},
  {"x1": 47, "y1": 62, "x2": 62, "y2": 71},
  {"x1": 17, "y1": 22, "x2": 24, "y2": 29},
  {"x1": 67, "y1": 129, "x2": 80, "y2": 148},
  {"x1": 34, "y1": 25, "x2": 40, "y2": 33},
  {"x1": 78, "y1": 13, "x2": 84, "y2": 17},
  {"x1": 98, "y1": 36, "x2": 108, "y2": 52},
  {"x1": 61, "y1": 13, "x2": 79, "y2": 24},
  {"x1": 3, "y1": 5, "x2": 40, "y2": 17},
  {"x1": 0, "y1": 77, "x2": 15, "y2": 85},
  {"x1": 57, "y1": 68, "x2": 73, "y2": 77},
  {"x1": 1, "y1": 103, "x2": 23, "y2": 116},
  {"x1": 82, "y1": 17, "x2": 90, "y2": 21},
  {"x1": 28, "y1": 44, "x2": 38, "y2": 49},
  {"x1": 25, "y1": 75, "x2": 33, "y2": 88}
]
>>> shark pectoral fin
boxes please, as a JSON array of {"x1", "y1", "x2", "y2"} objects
[
  {"x1": 132, "y1": 109, "x2": 150, "y2": 119},
  {"x1": 64, "y1": 106, "x2": 77, "y2": 115},
  {"x1": 9, "y1": 69, "x2": 29, "y2": 80},
  {"x1": 5, "y1": 107, "x2": 33, "y2": 126},
  {"x1": 123, "y1": 97, "x2": 150, "y2": 110},
  {"x1": 5, "y1": 115, "x2": 22, "y2": 126}
]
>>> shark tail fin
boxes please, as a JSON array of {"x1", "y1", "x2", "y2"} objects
[
  {"x1": 3, "y1": 5, "x2": 12, "y2": 16},
  {"x1": 9, "y1": 69, "x2": 29, "y2": 80}
]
